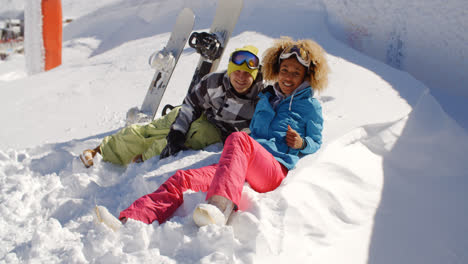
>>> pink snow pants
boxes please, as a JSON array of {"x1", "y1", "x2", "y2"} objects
[{"x1": 119, "y1": 132, "x2": 288, "y2": 224}]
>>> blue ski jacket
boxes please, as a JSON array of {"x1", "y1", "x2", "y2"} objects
[{"x1": 249, "y1": 83, "x2": 323, "y2": 170}]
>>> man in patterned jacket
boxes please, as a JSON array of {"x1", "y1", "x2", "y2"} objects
[{"x1": 79, "y1": 45, "x2": 263, "y2": 167}]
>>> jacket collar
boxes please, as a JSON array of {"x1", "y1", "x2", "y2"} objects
[
  {"x1": 267, "y1": 81, "x2": 311, "y2": 110},
  {"x1": 273, "y1": 81, "x2": 311, "y2": 98}
]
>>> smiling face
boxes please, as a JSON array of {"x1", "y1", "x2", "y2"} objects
[
  {"x1": 277, "y1": 57, "x2": 307, "y2": 96},
  {"x1": 230, "y1": 70, "x2": 254, "y2": 94}
]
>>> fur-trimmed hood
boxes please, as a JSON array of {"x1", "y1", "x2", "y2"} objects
[{"x1": 261, "y1": 37, "x2": 330, "y2": 93}]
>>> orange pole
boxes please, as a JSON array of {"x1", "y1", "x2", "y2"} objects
[{"x1": 41, "y1": 0, "x2": 62, "y2": 71}]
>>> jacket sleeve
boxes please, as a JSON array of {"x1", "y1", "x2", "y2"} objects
[
  {"x1": 142, "y1": 77, "x2": 210, "y2": 161},
  {"x1": 300, "y1": 101, "x2": 323, "y2": 155},
  {"x1": 170, "y1": 80, "x2": 207, "y2": 134}
]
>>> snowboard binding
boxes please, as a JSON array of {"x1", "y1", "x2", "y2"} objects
[{"x1": 189, "y1": 32, "x2": 223, "y2": 61}]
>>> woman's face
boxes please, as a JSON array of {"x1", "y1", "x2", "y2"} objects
[{"x1": 277, "y1": 57, "x2": 307, "y2": 96}]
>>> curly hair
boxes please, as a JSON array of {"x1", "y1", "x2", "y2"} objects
[{"x1": 262, "y1": 37, "x2": 329, "y2": 93}]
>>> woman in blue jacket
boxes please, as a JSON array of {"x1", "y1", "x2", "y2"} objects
[{"x1": 117, "y1": 37, "x2": 330, "y2": 227}]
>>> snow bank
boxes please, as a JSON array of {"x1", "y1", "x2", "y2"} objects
[{"x1": 324, "y1": 0, "x2": 468, "y2": 98}]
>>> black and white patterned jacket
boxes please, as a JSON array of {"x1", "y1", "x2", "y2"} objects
[{"x1": 171, "y1": 70, "x2": 264, "y2": 141}]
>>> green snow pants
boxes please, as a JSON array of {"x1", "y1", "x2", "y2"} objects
[{"x1": 100, "y1": 107, "x2": 222, "y2": 166}]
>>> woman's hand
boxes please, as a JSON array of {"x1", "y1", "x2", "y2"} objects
[{"x1": 286, "y1": 125, "x2": 304, "y2": 149}]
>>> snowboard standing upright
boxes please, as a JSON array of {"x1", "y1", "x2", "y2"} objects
[
  {"x1": 160, "y1": 0, "x2": 244, "y2": 116},
  {"x1": 126, "y1": 8, "x2": 195, "y2": 125},
  {"x1": 186, "y1": 0, "x2": 244, "y2": 94}
]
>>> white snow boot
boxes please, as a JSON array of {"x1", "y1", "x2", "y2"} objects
[{"x1": 193, "y1": 195, "x2": 234, "y2": 227}]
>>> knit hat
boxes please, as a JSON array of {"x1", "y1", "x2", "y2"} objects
[{"x1": 227, "y1": 45, "x2": 259, "y2": 80}]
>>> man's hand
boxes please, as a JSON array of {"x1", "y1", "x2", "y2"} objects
[
  {"x1": 160, "y1": 129, "x2": 187, "y2": 159},
  {"x1": 286, "y1": 125, "x2": 305, "y2": 149},
  {"x1": 132, "y1": 154, "x2": 143, "y2": 163}
]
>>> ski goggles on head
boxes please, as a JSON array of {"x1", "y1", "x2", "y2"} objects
[
  {"x1": 229, "y1": 50, "x2": 260, "y2": 70},
  {"x1": 279, "y1": 45, "x2": 311, "y2": 69}
]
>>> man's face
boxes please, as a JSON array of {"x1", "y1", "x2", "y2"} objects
[{"x1": 230, "y1": 70, "x2": 254, "y2": 94}]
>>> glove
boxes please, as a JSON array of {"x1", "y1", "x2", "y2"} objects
[{"x1": 160, "y1": 129, "x2": 187, "y2": 159}]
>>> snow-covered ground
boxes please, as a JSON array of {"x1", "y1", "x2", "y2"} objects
[{"x1": 1, "y1": 0, "x2": 467, "y2": 263}]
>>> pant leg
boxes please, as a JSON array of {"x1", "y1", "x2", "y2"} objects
[
  {"x1": 142, "y1": 111, "x2": 221, "y2": 161},
  {"x1": 100, "y1": 108, "x2": 180, "y2": 165},
  {"x1": 185, "y1": 114, "x2": 222, "y2": 150},
  {"x1": 100, "y1": 124, "x2": 158, "y2": 165},
  {"x1": 206, "y1": 132, "x2": 288, "y2": 207},
  {"x1": 119, "y1": 164, "x2": 218, "y2": 224}
]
